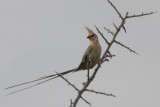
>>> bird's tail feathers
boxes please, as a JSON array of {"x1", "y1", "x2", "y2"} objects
[{"x1": 5, "y1": 68, "x2": 77, "y2": 95}]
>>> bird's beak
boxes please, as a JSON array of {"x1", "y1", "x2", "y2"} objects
[
  {"x1": 87, "y1": 35, "x2": 91, "y2": 38},
  {"x1": 87, "y1": 35, "x2": 94, "y2": 38}
]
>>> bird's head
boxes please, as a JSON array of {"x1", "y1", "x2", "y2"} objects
[{"x1": 85, "y1": 26, "x2": 98, "y2": 42}]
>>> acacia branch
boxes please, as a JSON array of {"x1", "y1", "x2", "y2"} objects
[
  {"x1": 56, "y1": 72, "x2": 91, "y2": 106},
  {"x1": 86, "y1": 89, "x2": 116, "y2": 97},
  {"x1": 95, "y1": 26, "x2": 110, "y2": 45},
  {"x1": 113, "y1": 23, "x2": 118, "y2": 30},
  {"x1": 104, "y1": 27, "x2": 139, "y2": 55},
  {"x1": 114, "y1": 40, "x2": 139, "y2": 55},
  {"x1": 127, "y1": 11, "x2": 156, "y2": 18},
  {"x1": 107, "y1": 0, "x2": 127, "y2": 32},
  {"x1": 56, "y1": 72, "x2": 79, "y2": 92},
  {"x1": 62, "y1": 0, "x2": 155, "y2": 106},
  {"x1": 104, "y1": 27, "x2": 115, "y2": 35},
  {"x1": 72, "y1": 12, "x2": 129, "y2": 107},
  {"x1": 71, "y1": 1, "x2": 155, "y2": 105}
]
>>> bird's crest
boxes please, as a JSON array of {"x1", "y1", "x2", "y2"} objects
[{"x1": 85, "y1": 26, "x2": 94, "y2": 35}]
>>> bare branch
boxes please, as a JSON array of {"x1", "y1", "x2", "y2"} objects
[
  {"x1": 107, "y1": 0, "x2": 123, "y2": 19},
  {"x1": 64, "y1": 1, "x2": 155, "y2": 106},
  {"x1": 80, "y1": 97, "x2": 92, "y2": 106},
  {"x1": 107, "y1": 51, "x2": 116, "y2": 58},
  {"x1": 127, "y1": 11, "x2": 157, "y2": 18},
  {"x1": 101, "y1": 51, "x2": 116, "y2": 64},
  {"x1": 55, "y1": 72, "x2": 79, "y2": 92},
  {"x1": 86, "y1": 89, "x2": 116, "y2": 97},
  {"x1": 104, "y1": 25, "x2": 139, "y2": 55},
  {"x1": 104, "y1": 27, "x2": 115, "y2": 35},
  {"x1": 95, "y1": 25, "x2": 110, "y2": 45},
  {"x1": 114, "y1": 40, "x2": 139, "y2": 55},
  {"x1": 102, "y1": 12, "x2": 128, "y2": 60},
  {"x1": 107, "y1": 0, "x2": 127, "y2": 33},
  {"x1": 113, "y1": 23, "x2": 118, "y2": 30},
  {"x1": 56, "y1": 72, "x2": 91, "y2": 106}
]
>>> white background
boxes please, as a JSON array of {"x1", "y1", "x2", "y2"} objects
[{"x1": 0, "y1": 0, "x2": 160, "y2": 107}]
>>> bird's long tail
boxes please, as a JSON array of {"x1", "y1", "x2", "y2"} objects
[{"x1": 5, "y1": 68, "x2": 77, "y2": 95}]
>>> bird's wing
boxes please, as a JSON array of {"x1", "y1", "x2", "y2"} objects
[
  {"x1": 77, "y1": 46, "x2": 92, "y2": 70},
  {"x1": 82, "y1": 46, "x2": 92, "y2": 62}
]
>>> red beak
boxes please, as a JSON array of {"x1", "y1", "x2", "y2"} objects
[
  {"x1": 87, "y1": 35, "x2": 91, "y2": 38},
  {"x1": 87, "y1": 35, "x2": 94, "y2": 38}
]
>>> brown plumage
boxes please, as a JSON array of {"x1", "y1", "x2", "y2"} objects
[{"x1": 77, "y1": 27, "x2": 101, "y2": 70}]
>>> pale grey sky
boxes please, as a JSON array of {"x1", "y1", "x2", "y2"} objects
[{"x1": 0, "y1": 0, "x2": 160, "y2": 107}]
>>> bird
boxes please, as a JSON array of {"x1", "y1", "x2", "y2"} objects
[{"x1": 5, "y1": 27, "x2": 102, "y2": 95}]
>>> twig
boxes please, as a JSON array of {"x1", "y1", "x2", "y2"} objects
[
  {"x1": 80, "y1": 97, "x2": 92, "y2": 106},
  {"x1": 104, "y1": 27, "x2": 139, "y2": 55},
  {"x1": 56, "y1": 72, "x2": 79, "y2": 91},
  {"x1": 114, "y1": 40, "x2": 139, "y2": 55},
  {"x1": 86, "y1": 89, "x2": 116, "y2": 97},
  {"x1": 55, "y1": 72, "x2": 91, "y2": 106},
  {"x1": 95, "y1": 25, "x2": 110, "y2": 45},
  {"x1": 101, "y1": 51, "x2": 116, "y2": 64},
  {"x1": 104, "y1": 27, "x2": 115, "y2": 35},
  {"x1": 102, "y1": 12, "x2": 128, "y2": 61},
  {"x1": 107, "y1": 51, "x2": 116, "y2": 58},
  {"x1": 108, "y1": 0, "x2": 123, "y2": 19},
  {"x1": 107, "y1": 0, "x2": 127, "y2": 33},
  {"x1": 113, "y1": 23, "x2": 118, "y2": 30},
  {"x1": 127, "y1": 11, "x2": 157, "y2": 18}
]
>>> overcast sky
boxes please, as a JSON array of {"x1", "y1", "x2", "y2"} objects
[{"x1": 0, "y1": 0, "x2": 160, "y2": 107}]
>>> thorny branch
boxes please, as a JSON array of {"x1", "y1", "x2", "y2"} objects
[
  {"x1": 56, "y1": 72, "x2": 91, "y2": 106},
  {"x1": 113, "y1": 23, "x2": 118, "y2": 30},
  {"x1": 71, "y1": 11, "x2": 129, "y2": 107},
  {"x1": 114, "y1": 40, "x2": 139, "y2": 55},
  {"x1": 104, "y1": 27, "x2": 115, "y2": 35},
  {"x1": 86, "y1": 89, "x2": 116, "y2": 97},
  {"x1": 69, "y1": 0, "x2": 155, "y2": 106},
  {"x1": 56, "y1": 72, "x2": 79, "y2": 92},
  {"x1": 127, "y1": 11, "x2": 156, "y2": 18},
  {"x1": 95, "y1": 26, "x2": 110, "y2": 45},
  {"x1": 104, "y1": 27, "x2": 139, "y2": 55},
  {"x1": 107, "y1": 0, "x2": 127, "y2": 33}
]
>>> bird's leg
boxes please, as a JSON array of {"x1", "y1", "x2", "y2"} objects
[
  {"x1": 107, "y1": 52, "x2": 116, "y2": 58},
  {"x1": 102, "y1": 52, "x2": 116, "y2": 63},
  {"x1": 82, "y1": 69, "x2": 90, "y2": 86},
  {"x1": 87, "y1": 57, "x2": 91, "y2": 82},
  {"x1": 102, "y1": 56, "x2": 109, "y2": 63},
  {"x1": 87, "y1": 69, "x2": 90, "y2": 82}
]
